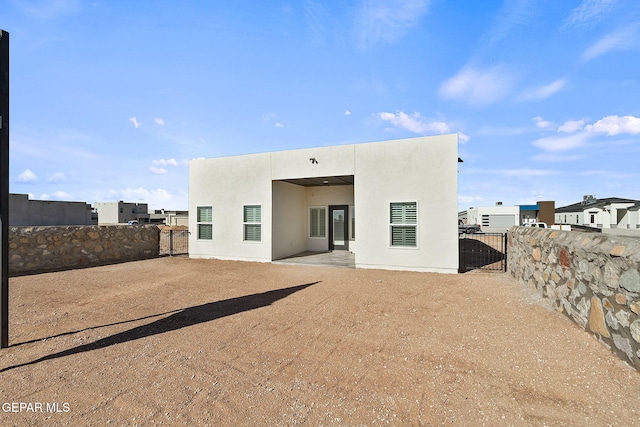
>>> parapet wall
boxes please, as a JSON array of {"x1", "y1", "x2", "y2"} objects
[
  {"x1": 9, "y1": 225, "x2": 160, "y2": 276},
  {"x1": 508, "y1": 226, "x2": 640, "y2": 371}
]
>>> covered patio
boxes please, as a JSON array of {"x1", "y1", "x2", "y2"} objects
[{"x1": 272, "y1": 250, "x2": 355, "y2": 268}]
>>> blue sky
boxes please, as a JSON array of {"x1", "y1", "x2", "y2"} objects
[{"x1": 4, "y1": 0, "x2": 640, "y2": 211}]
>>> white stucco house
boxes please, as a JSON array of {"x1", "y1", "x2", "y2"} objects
[
  {"x1": 188, "y1": 134, "x2": 459, "y2": 273},
  {"x1": 555, "y1": 196, "x2": 640, "y2": 229}
]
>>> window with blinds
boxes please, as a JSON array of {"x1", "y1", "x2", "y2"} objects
[
  {"x1": 390, "y1": 202, "x2": 417, "y2": 247},
  {"x1": 243, "y1": 205, "x2": 262, "y2": 242},
  {"x1": 197, "y1": 206, "x2": 213, "y2": 240},
  {"x1": 309, "y1": 207, "x2": 326, "y2": 238}
]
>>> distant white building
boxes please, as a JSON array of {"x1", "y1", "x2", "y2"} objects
[
  {"x1": 189, "y1": 135, "x2": 460, "y2": 273},
  {"x1": 94, "y1": 201, "x2": 150, "y2": 225},
  {"x1": 555, "y1": 196, "x2": 640, "y2": 229},
  {"x1": 465, "y1": 201, "x2": 555, "y2": 233},
  {"x1": 466, "y1": 204, "x2": 520, "y2": 233}
]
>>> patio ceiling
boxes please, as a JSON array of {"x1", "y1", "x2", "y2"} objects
[{"x1": 278, "y1": 175, "x2": 354, "y2": 187}]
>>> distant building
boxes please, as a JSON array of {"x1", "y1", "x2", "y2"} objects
[
  {"x1": 555, "y1": 196, "x2": 640, "y2": 229},
  {"x1": 9, "y1": 193, "x2": 94, "y2": 226},
  {"x1": 94, "y1": 201, "x2": 150, "y2": 225},
  {"x1": 149, "y1": 209, "x2": 188, "y2": 226},
  {"x1": 465, "y1": 201, "x2": 555, "y2": 233}
]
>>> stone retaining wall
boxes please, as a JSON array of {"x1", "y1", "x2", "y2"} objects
[
  {"x1": 9, "y1": 225, "x2": 160, "y2": 276},
  {"x1": 508, "y1": 226, "x2": 640, "y2": 371}
]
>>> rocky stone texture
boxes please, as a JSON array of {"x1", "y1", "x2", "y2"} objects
[
  {"x1": 508, "y1": 227, "x2": 640, "y2": 371},
  {"x1": 8, "y1": 225, "x2": 160, "y2": 276}
]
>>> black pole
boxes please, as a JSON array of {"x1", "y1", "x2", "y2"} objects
[{"x1": 0, "y1": 30, "x2": 9, "y2": 348}]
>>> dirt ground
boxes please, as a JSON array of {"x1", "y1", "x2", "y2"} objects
[{"x1": 2, "y1": 257, "x2": 640, "y2": 426}]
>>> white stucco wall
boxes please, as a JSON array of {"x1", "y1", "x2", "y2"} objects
[
  {"x1": 271, "y1": 145, "x2": 355, "y2": 180},
  {"x1": 272, "y1": 181, "x2": 307, "y2": 260},
  {"x1": 353, "y1": 135, "x2": 458, "y2": 273},
  {"x1": 189, "y1": 153, "x2": 273, "y2": 262}
]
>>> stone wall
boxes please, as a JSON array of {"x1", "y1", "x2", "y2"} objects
[
  {"x1": 9, "y1": 225, "x2": 160, "y2": 276},
  {"x1": 508, "y1": 226, "x2": 640, "y2": 371}
]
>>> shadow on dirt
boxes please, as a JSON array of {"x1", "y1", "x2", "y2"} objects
[{"x1": 0, "y1": 282, "x2": 319, "y2": 373}]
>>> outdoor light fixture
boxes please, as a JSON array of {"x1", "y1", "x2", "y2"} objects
[{"x1": 309, "y1": 157, "x2": 318, "y2": 164}]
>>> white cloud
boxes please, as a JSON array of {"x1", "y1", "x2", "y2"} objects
[
  {"x1": 533, "y1": 116, "x2": 553, "y2": 129},
  {"x1": 17, "y1": 169, "x2": 38, "y2": 183},
  {"x1": 17, "y1": 0, "x2": 81, "y2": 20},
  {"x1": 458, "y1": 132, "x2": 470, "y2": 143},
  {"x1": 585, "y1": 115, "x2": 640, "y2": 135},
  {"x1": 532, "y1": 153, "x2": 584, "y2": 162},
  {"x1": 155, "y1": 118, "x2": 165, "y2": 126},
  {"x1": 47, "y1": 172, "x2": 66, "y2": 182},
  {"x1": 262, "y1": 112, "x2": 277, "y2": 122},
  {"x1": 490, "y1": 169, "x2": 557, "y2": 177},
  {"x1": 532, "y1": 132, "x2": 591, "y2": 152},
  {"x1": 564, "y1": 0, "x2": 617, "y2": 28},
  {"x1": 378, "y1": 111, "x2": 451, "y2": 134},
  {"x1": 476, "y1": 125, "x2": 529, "y2": 136},
  {"x1": 345, "y1": 110, "x2": 351, "y2": 116},
  {"x1": 439, "y1": 65, "x2": 517, "y2": 107},
  {"x1": 97, "y1": 188, "x2": 185, "y2": 210},
  {"x1": 354, "y1": 0, "x2": 430, "y2": 47},
  {"x1": 520, "y1": 79, "x2": 566, "y2": 101},
  {"x1": 149, "y1": 167, "x2": 168, "y2": 174},
  {"x1": 152, "y1": 158, "x2": 179, "y2": 166},
  {"x1": 275, "y1": 122, "x2": 285, "y2": 128},
  {"x1": 582, "y1": 24, "x2": 640, "y2": 61},
  {"x1": 40, "y1": 191, "x2": 73, "y2": 201},
  {"x1": 129, "y1": 116, "x2": 140, "y2": 128},
  {"x1": 458, "y1": 195, "x2": 485, "y2": 206},
  {"x1": 558, "y1": 119, "x2": 586, "y2": 133}
]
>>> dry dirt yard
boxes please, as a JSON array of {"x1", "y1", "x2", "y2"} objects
[{"x1": 2, "y1": 257, "x2": 640, "y2": 426}]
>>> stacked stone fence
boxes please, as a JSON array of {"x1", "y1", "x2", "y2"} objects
[
  {"x1": 508, "y1": 226, "x2": 640, "y2": 371},
  {"x1": 9, "y1": 225, "x2": 160, "y2": 276}
]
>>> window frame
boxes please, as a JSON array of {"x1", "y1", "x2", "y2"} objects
[
  {"x1": 243, "y1": 204, "x2": 262, "y2": 243},
  {"x1": 389, "y1": 201, "x2": 418, "y2": 249},
  {"x1": 309, "y1": 206, "x2": 327, "y2": 238},
  {"x1": 196, "y1": 205, "x2": 213, "y2": 240}
]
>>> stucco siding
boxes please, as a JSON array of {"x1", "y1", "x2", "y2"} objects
[
  {"x1": 271, "y1": 145, "x2": 355, "y2": 180},
  {"x1": 272, "y1": 181, "x2": 307, "y2": 260},
  {"x1": 354, "y1": 135, "x2": 458, "y2": 273},
  {"x1": 189, "y1": 153, "x2": 272, "y2": 262}
]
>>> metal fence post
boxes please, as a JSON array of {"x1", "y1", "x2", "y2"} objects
[{"x1": 1, "y1": 30, "x2": 10, "y2": 348}]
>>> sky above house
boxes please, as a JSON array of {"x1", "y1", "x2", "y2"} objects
[{"x1": 3, "y1": 0, "x2": 640, "y2": 212}]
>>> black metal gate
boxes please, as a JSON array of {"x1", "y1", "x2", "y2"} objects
[
  {"x1": 459, "y1": 233, "x2": 507, "y2": 273},
  {"x1": 159, "y1": 228, "x2": 189, "y2": 256}
]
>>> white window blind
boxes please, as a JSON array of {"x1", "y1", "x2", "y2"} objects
[
  {"x1": 309, "y1": 207, "x2": 326, "y2": 237},
  {"x1": 243, "y1": 205, "x2": 261, "y2": 242},
  {"x1": 197, "y1": 206, "x2": 213, "y2": 240},
  {"x1": 390, "y1": 202, "x2": 417, "y2": 247}
]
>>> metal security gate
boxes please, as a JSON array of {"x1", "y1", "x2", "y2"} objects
[
  {"x1": 459, "y1": 233, "x2": 507, "y2": 273},
  {"x1": 159, "y1": 228, "x2": 189, "y2": 256}
]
